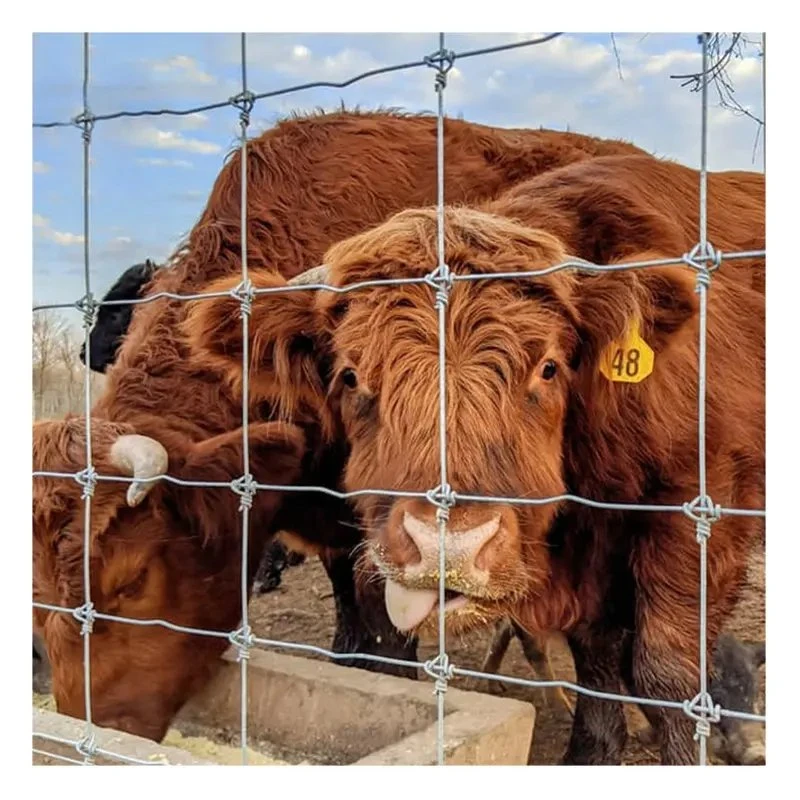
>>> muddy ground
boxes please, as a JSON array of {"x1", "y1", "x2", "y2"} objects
[{"x1": 248, "y1": 544, "x2": 765, "y2": 766}]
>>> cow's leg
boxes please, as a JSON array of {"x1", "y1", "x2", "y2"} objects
[
  {"x1": 629, "y1": 628, "x2": 705, "y2": 765},
  {"x1": 479, "y1": 618, "x2": 514, "y2": 694},
  {"x1": 619, "y1": 629, "x2": 664, "y2": 748},
  {"x1": 562, "y1": 624, "x2": 627, "y2": 765},
  {"x1": 320, "y1": 547, "x2": 418, "y2": 680},
  {"x1": 631, "y1": 534, "x2": 738, "y2": 765},
  {"x1": 511, "y1": 622, "x2": 575, "y2": 716},
  {"x1": 33, "y1": 633, "x2": 52, "y2": 695}
]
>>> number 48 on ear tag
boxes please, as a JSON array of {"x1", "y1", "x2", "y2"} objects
[{"x1": 599, "y1": 319, "x2": 654, "y2": 384}]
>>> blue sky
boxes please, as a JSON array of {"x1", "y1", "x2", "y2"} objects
[{"x1": 32, "y1": 32, "x2": 764, "y2": 313}]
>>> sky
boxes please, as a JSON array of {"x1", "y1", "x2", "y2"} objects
[{"x1": 32, "y1": 32, "x2": 765, "y2": 314}]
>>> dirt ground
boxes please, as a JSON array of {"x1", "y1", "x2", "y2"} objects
[{"x1": 248, "y1": 543, "x2": 765, "y2": 766}]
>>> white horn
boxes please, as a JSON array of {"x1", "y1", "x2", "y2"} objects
[
  {"x1": 287, "y1": 264, "x2": 329, "y2": 286},
  {"x1": 109, "y1": 434, "x2": 169, "y2": 508}
]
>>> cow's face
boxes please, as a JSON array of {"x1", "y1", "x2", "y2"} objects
[
  {"x1": 185, "y1": 207, "x2": 698, "y2": 641},
  {"x1": 33, "y1": 416, "x2": 304, "y2": 741}
]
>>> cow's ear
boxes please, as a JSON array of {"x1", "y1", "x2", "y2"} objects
[
  {"x1": 183, "y1": 269, "x2": 330, "y2": 420},
  {"x1": 572, "y1": 252, "x2": 699, "y2": 366},
  {"x1": 171, "y1": 421, "x2": 305, "y2": 546}
]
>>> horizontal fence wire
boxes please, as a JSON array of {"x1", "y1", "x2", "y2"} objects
[
  {"x1": 31, "y1": 249, "x2": 767, "y2": 314},
  {"x1": 32, "y1": 30, "x2": 765, "y2": 766},
  {"x1": 32, "y1": 732, "x2": 161, "y2": 766},
  {"x1": 30, "y1": 469, "x2": 765, "y2": 517},
  {"x1": 30, "y1": 601, "x2": 766, "y2": 726},
  {"x1": 32, "y1": 34, "x2": 563, "y2": 128}
]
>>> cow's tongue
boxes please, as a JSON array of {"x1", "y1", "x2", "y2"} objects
[{"x1": 384, "y1": 579, "x2": 438, "y2": 632}]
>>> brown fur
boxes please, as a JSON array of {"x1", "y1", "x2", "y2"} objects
[
  {"x1": 33, "y1": 416, "x2": 304, "y2": 741},
  {"x1": 189, "y1": 153, "x2": 764, "y2": 765},
  {"x1": 33, "y1": 109, "x2": 647, "y2": 742}
]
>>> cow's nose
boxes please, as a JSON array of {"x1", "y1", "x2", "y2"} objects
[{"x1": 401, "y1": 511, "x2": 501, "y2": 578}]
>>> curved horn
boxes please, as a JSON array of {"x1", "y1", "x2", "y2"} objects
[
  {"x1": 287, "y1": 264, "x2": 330, "y2": 286},
  {"x1": 109, "y1": 434, "x2": 169, "y2": 508}
]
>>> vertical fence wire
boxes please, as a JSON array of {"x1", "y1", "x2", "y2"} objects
[
  {"x1": 78, "y1": 31, "x2": 97, "y2": 765},
  {"x1": 433, "y1": 31, "x2": 452, "y2": 767},
  {"x1": 237, "y1": 31, "x2": 253, "y2": 766},
  {"x1": 695, "y1": 31, "x2": 712, "y2": 767}
]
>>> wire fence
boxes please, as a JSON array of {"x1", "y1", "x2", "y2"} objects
[{"x1": 31, "y1": 32, "x2": 766, "y2": 767}]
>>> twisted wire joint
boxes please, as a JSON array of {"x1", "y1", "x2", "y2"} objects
[
  {"x1": 230, "y1": 473, "x2": 257, "y2": 511},
  {"x1": 229, "y1": 625, "x2": 254, "y2": 662},
  {"x1": 424, "y1": 48, "x2": 456, "y2": 91},
  {"x1": 230, "y1": 279, "x2": 255, "y2": 319},
  {"x1": 72, "y1": 602, "x2": 97, "y2": 636},
  {"x1": 75, "y1": 293, "x2": 99, "y2": 331},
  {"x1": 682, "y1": 495, "x2": 721, "y2": 543},
  {"x1": 74, "y1": 466, "x2": 98, "y2": 500},
  {"x1": 424, "y1": 652, "x2": 454, "y2": 695},
  {"x1": 230, "y1": 90, "x2": 256, "y2": 128}
]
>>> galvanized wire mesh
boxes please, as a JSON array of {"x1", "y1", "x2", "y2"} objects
[{"x1": 32, "y1": 31, "x2": 766, "y2": 767}]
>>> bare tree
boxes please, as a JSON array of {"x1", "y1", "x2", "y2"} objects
[
  {"x1": 670, "y1": 33, "x2": 764, "y2": 160},
  {"x1": 32, "y1": 310, "x2": 68, "y2": 419},
  {"x1": 32, "y1": 310, "x2": 104, "y2": 420},
  {"x1": 609, "y1": 32, "x2": 765, "y2": 163}
]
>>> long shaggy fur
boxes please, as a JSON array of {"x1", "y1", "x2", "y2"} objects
[
  {"x1": 34, "y1": 109, "x2": 647, "y2": 742},
  {"x1": 187, "y1": 151, "x2": 764, "y2": 765}
]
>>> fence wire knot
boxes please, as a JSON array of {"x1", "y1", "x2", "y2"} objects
[
  {"x1": 72, "y1": 601, "x2": 97, "y2": 636},
  {"x1": 684, "y1": 241, "x2": 722, "y2": 274},
  {"x1": 75, "y1": 732, "x2": 98, "y2": 762},
  {"x1": 72, "y1": 110, "x2": 95, "y2": 143},
  {"x1": 424, "y1": 653, "x2": 454, "y2": 695},
  {"x1": 229, "y1": 279, "x2": 255, "y2": 319},
  {"x1": 682, "y1": 495, "x2": 721, "y2": 542},
  {"x1": 683, "y1": 691, "x2": 721, "y2": 741},
  {"x1": 75, "y1": 293, "x2": 99, "y2": 331},
  {"x1": 74, "y1": 466, "x2": 98, "y2": 499},
  {"x1": 230, "y1": 90, "x2": 256, "y2": 127},
  {"x1": 228, "y1": 625, "x2": 254, "y2": 662},
  {"x1": 424, "y1": 48, "x2": 456, "y2": 90},
  {"x1": 230, "y1": 473, "x2": 257, "y2": 511},
  {"x1": 426, "y1": 484, "x2": 456, "y2": 523},
  {"x1": 424, "y1": 267, "x2": 454, "y2": 310}
]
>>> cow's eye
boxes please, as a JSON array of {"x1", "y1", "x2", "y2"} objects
[
  {"x1": 341, "y1": 368, "x2": 358, "y2": 389},
  {"x1": 541, "y1": 360, "x2": 558, "y2": 380},
  {"x1": 119, "y1": 568, "x2": 148, "y2": 599}
]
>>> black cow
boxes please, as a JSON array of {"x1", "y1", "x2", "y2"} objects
[{"x1": 79, "y1": 260, "x2": 158, "y2": 372}]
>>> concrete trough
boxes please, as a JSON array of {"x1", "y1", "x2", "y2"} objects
[{"x1": 33, "y1": 648, "x2": 536, "y2": 766}]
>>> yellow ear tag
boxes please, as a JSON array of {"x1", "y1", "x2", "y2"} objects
[{"x1": 598, "y1": 318, "x2": 654, "y2": 384}]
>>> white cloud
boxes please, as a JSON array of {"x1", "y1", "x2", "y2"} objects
[
  {"x1": 151, "y1": 55, "x2": 216, "y2": 85},
  {"x1": 178, "y1": 112, "x2": 210, "y2": 130},
  {"x1": 124, "y1": 126, "x2": 222, "y2": 155},
  {"x1": 728, "y1": 57, "x2": 762, "y2": 82},
  {"x1": 33, "y1": 213, "x2": 84, "y2": 247},
  {"x1": 292, "y1": 44, "x2": 311, "y2": 60},
  {"x1": 136, "y1": 157, "x2": 194, "y2": 168},
  {"x1": 51, "y1": 231, "x2": 84, "y2": 246},
  {"x1": 33, "y1": 161, "x2": 49, "y2": 174},
  {"x1": 640, "y1": 50, "x2": 700, "y2": 76}
]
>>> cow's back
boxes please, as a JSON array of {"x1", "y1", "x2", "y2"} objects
[{"x1": 99, "y1": 112, "x2": 652, "y2": 431}]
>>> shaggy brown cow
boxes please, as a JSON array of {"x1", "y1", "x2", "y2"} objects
[
  {"x1": 187, "y1": 154, "x2": 764, "y2": 765},
  {"x1": 33, "y1": 416, "x2": 304, "y2": 741},
  {"x1": 33, "y1": 109, "x2": 648, "y2": 742}
]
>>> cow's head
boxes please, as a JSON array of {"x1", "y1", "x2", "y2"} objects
[
  {"x1": 33, "y1": 415, "x2": 304, "y2": 741},
  {"x1": 80, "y1": 260, "x2": 158, "y2": 373},
  {"x1": 184, "y1": 207, "x2": 699, "y2": 640}
]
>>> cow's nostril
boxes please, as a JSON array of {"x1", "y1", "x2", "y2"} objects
[{"x1": 399, "y1": 510, "x2": 501, "y2": 575}]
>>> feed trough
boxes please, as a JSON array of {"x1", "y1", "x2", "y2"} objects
[{"x1": 33, "y1": 648, "x2": 536, "y2": 765}]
